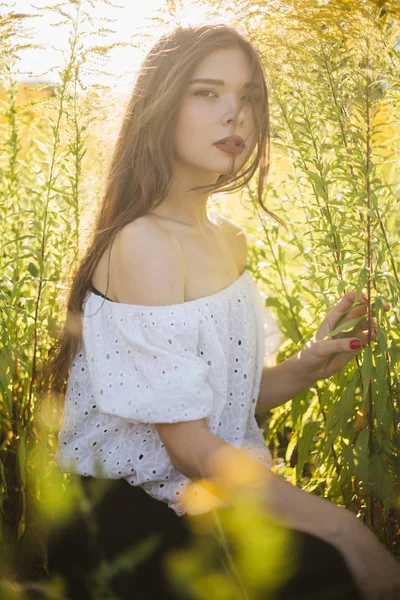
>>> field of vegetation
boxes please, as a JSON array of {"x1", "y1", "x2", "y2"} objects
[{"x1": 0, "y1": 0, "x2": 399, "y2": 598}]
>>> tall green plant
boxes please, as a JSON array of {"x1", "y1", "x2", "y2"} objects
[{"x1": 0, "y1": 0, "x2": 132, "y2": 587}]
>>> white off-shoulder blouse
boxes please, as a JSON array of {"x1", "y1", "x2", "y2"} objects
[{"x1": 55, "y1": 269, "x2": 281, "y2": 516}]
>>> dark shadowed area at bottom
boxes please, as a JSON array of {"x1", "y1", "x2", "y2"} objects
[{"x1": 47, "y1": 476, "x2": 363, "y2": 600}]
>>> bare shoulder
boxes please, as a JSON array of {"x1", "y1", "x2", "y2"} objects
[
  {"x1": 213, "y1": 214, "x2": 248, "y2": 271},
  {"x1": 111, "y1": 216, "x2": 185, "y2": 306}
]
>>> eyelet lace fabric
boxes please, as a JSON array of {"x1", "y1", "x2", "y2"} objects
[{"x1": 55, "y1": 270, "x2": 281, "y2": 516}]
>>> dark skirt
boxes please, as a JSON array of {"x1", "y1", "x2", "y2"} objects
[{"x1": 47, "y1": 476, "x2": 363, "y2": 600}]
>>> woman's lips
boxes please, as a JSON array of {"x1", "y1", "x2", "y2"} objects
[{"x1": 214, "y1": 142, "x2": 244, "y2": 155}]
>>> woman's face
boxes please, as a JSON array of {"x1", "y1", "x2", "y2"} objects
[{"x1": 173, "y1": 47, "x2": 260, "y2": 177}]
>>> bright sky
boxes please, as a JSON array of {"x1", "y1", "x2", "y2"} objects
[{"x1": 8, "y1": 0, "x2": 232, "y2": 93}]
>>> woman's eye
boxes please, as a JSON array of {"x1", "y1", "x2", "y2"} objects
[
  {"x1": 193, "y1": 90, "x2": 261, "y2": 103},
  {"x1": 242, "y1": 95, "x2": 261, "y2": 103},
  {"x1": 194, "y1": 90, "x2": 216, "y2": 98}
]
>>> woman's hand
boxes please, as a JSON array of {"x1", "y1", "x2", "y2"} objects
[
  {"x1": 296, "y1": 291, "x2": 390, "y2": 381},
  {"x1": 335, "y1": 513, "x2": 400, "y2": 600}
]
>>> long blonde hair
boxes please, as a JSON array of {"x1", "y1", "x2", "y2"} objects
[{"x1": 39, "y1": 23, "x2": 283, "y2": 404}]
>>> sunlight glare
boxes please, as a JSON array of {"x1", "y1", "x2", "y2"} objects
[{"x1": 8, "y1": 0, "x2": 229, "y2": 94}]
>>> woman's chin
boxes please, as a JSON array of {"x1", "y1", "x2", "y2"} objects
[
  {"x1": 213, "y1": 158, "x2": 243, "y2": 175},
  {"x1": 216, "y1": 164, "x2": 242, "y2": 177}
]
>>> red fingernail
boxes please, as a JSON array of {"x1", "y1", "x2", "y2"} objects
[
  {"x1": 350, "y1": 339, "x2": 362, "y2": 350},
  {"x1": 361, "y1": 294, "x2": 368, "y2": 302}
]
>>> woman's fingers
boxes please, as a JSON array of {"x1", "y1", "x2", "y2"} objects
[
  {"x1": 305, "y1": 338, "x2": 364, "y2": 361},
  {"x1": 315, "y1": 292, "x2": 367, "y2": 341},
  {"x1": 322, "y1": 292, "x2": 364, "y2": 332},
  {"x1": 316, "y1": 290, "x2": 390, "y2": 343}
]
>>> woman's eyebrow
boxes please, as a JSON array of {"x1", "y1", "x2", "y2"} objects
[{"x1": 189, "y1": 78, "x2": 260, "y2": 88}]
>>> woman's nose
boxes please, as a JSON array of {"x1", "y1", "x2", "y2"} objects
[{"x1": 225, "y1": 104, "x2": 245, "y2": 127}]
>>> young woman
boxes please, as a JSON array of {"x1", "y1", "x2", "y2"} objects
[{"x1": 42, "y1": 24, "x2": 400, "y2": 600}]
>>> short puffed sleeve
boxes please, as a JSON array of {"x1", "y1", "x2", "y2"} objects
[{"x1": 82, "y1": 298, "x2": 215, "y2": 424}]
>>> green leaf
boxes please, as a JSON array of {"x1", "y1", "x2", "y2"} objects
[
  {"x1": 327, "y1": 316, "x2": 365, "y2": 339},
  {"x1": 322, "y1": 375, "x2": 358, "y2": 462},
  {"x1": 285, "y1": 430, "x2": 298, "y2": 465},
  {"x1": 27, "y1": 262, "x2": 39, "y2": 277},
  {"x1": 369, "y1": 456, "x2": 394, "y2": 508},
  {"x1": 354, "y1": 429, "x2": 369, "y2": 483},
  {"x1": 375, "y1": 369, "x2": 388, "y2": 426},
  {"x1": 330, "y1": 302, "x2": 365, "y2": 330},
  {"x1": 93, "y1": 535, "x2": 161, "y2": 582},
  {"x1": 34, "y1": 139, "x2": 50, "y2": 156},
  {"x1": 291, "y1": 390, "x2": 308, "y2": 428},
  {"x1": 337, "y1": 280, "x2": 348, "y2": 295},
  {"x1": 342, "y1": 444, "x2": 355, "y2": 471},
  {"x1": 297, "y1": 421, "x2": 320, "y2": 478},
  {"x1": 354, "y1": 268, "x2": 370, "y2": 307},
  {"x1": 361, "y1": 345, "x2": 372, "y2": 401}
]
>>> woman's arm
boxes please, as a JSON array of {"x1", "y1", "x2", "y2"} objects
[
  {"x1": 171, "y1": 425, "x2": 349, "y2": 545},
  {"x1": 163, "y1": 426, "x2": 400, "y2": 600},
  {"x1": 255, "y1": 353, "x2": 316, "y2": 415}
]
